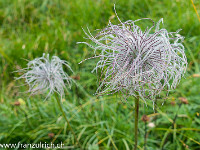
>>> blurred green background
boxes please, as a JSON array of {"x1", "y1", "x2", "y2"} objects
[{"x1": 0, "y1": 0, "x2": 200, "y2": 149}]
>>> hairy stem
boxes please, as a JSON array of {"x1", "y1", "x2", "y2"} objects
[
  {"x1": 55, "y1": 93, "x2": 82, "y2": 150},
  {"x1": 154, "y1": 98, "x2": 157, "y2": 126},
  {"x1": 144, "y1": 122, "x2": 147, "y2": 150},
  {"x1": 134, "y1": 95, "x2": 139, "y2": 150}
]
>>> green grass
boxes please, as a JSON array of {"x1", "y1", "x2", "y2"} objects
[{"x1": 0, "y1": 0, "x2": 200, "y2": 149}]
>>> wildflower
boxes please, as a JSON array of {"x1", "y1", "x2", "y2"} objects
[
  {"x1": 16, "y1": 54, "x2": 82, "y2": 149},
  {"x1": 79, "y1": 7, "x2": 187, "y2": 150},
  {"x1": 148, "y1": 122, "x2": 155, "y2": 128},
  {"x1": 16, "y1": 53, "x2": 73, "y2": 98},
  {"x1": 48, "y1": 133, "x2": 55, "y2": 139},
  {"x1": 179, "y1": 97, "x2": 188, "y2": 104},
  {"x1": 18, "y1": 98, "x2": 26, "y2": 105},
  {"x1": 141, "y1": 115, "x2": 150, "y2": 122},
  {"x1": 14, "y1": 101, "x2": 20, "y2": 106},
  {"x1": 192, "y1": 74, "x2": 200, "y2": 78},
  {"x1": 71, "y1": 75, "x2": 80, "y2": 80},
  {"x1": 79, "y1": 16, "x2": 187, "y2": 102},
  {"x1": 170, "y1": 101, "x2": 176, "y2": 106}
]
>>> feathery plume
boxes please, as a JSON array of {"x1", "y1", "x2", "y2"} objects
[
  {"x1": 16, "y1": 53, "x2": 73, "y2": 98},
  {"x1": 79, "y1": 16, "x2": 187, "y2": 102}
]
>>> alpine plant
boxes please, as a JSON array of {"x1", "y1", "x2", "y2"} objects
[
  {"x1": 16, "y1": 53, "x2": 73, "y2": 98},
  {"x1": 79, "y1": 17, "x2": 187, "y2": 102}
]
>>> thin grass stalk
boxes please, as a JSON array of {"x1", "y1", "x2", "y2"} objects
[
  {"x1": 134, "y1": 95, "x2": 139, "y2": 150},
  {"x1": 172, "y1": 103, "x2": 182, "y2": 150},
  {"x1": 161, "y1": 103, "x2": 182, "y2": 150},
  {"x1": 190, "y1": 0, "x2": 200, "y2": 22},
  {"x1": 55, "y1": 93, "x2": 83, "y2": 150},
  {"x1": 19, "y1": 107, "x2": 34, "y2": 129},
  {"x1": 173, "y1": 103, "x2": 182, "y2": 126}
]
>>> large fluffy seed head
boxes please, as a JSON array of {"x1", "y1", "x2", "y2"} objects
[
  {"x1": 16, "y1": 53, "x2": 73, "y2": 98},
  {"x1": 79, "y1": 17, "x2": 187, "y2": 101}
]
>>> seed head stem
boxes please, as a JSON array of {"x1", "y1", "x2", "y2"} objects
[
  {"x1": 144, "y1": 121, "x2": 147, "y2": 150},
  {"x1": 134, "y1": 95, "x2": 139, "y2": 150}
]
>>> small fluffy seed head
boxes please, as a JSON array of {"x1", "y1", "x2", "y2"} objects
[
  {"x1": 79, "y1": 15, "x2": 187, "y2": 102},
  {"x1": 16, "y1": 53, "x2": 73, "y2": 98}
]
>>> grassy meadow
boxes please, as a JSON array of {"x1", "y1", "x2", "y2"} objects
[{"x1": 0, "y1": 0, "x2": 200, "y2": 149}]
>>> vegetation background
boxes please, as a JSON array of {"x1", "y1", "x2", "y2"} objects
[{"x1": 0, "y1": 0, "x2": 200, "y2": 149}]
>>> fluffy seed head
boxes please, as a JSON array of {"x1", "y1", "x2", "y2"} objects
[
  {"x1": 79, "y1": 15, "x2": 187, "y2": 101},
  {"x1": 16, "y1": 53, "x2": 73, "y2": 98}
]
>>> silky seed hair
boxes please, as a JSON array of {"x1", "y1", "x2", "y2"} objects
[
  {"x1": 78, "y1": 12, "x2": 187, "y2": 103},
  {"x1": 16, "y1": 53, "x2": 73, "y2": 98}
]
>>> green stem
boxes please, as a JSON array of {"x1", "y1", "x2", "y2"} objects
[
  {"x1": 134, "y1": 95, "x2": 139, "y2": 150},
  {"x1": 55, "y1": 93, "x2": 82, "y2": 150},
  {"x1": 154, "y1": 98, "x2": 157, "y2": 126},
  {"x1": 144, "y1": 122, "x2": 147, "y2": 150}
]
